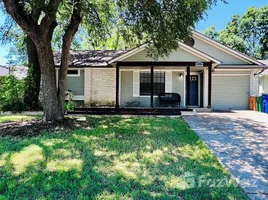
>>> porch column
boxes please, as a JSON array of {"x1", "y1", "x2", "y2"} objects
[
  {"x1": 208, "y1": 64, "x2": 212, "y2": 108},
  {"x1": 115, "y1": 62, "x2": 120, "y2": 108},
  {"x1": 150, "y1": 66, "x2": 154, "y2": 108},
  {"x1": 186, "y1": 66, "x2": 190, "y2": 108}
]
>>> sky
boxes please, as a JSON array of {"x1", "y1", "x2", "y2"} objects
[{"x1": 0, "y1": 0, "x2": 267, "y2": 65}]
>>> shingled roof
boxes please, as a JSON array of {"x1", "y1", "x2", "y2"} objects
[
  {"x1": 0, "y1": 65, "x2": 28, "y2": 79},
  {"x1": 259, "y1": 60, "x2": 268, "y2": 75},
  {"x1": 54, "y1": 50, "x2": 129, "y2": 67}
]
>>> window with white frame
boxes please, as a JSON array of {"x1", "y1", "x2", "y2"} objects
[
  {"x1": 140, "y1": 72, "x2": 165, "y2": 96},
  {"x1": 67, "y1": 69, "x2": 80, "y2": 76}
]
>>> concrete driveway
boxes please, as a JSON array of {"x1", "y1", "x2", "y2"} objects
[{"x1": 183, "y1": 111, "x2": 268, "y2": 200}]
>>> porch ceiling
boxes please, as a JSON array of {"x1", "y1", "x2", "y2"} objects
[
  {"x1": 117, "y1": 61, "x2": 212, "y2": 67},
  {"x1": 119, "y1": 66, "x2": 205, "y2": 72}
]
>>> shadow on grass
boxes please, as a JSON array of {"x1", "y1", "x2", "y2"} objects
[{"x1": 0, "y1": 117, "x2": 248, "y2": 199}]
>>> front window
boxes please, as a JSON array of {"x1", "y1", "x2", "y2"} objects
[
  {"x1": 67, "y1": 69, "x2": 80, "y2": 76},
  {"x1": 140, "y1": 72, "x2": 165, "y2": 96}
]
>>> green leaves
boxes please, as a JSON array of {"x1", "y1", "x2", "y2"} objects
[
  {"x1": 204, "y1": 5, "x2": 268, "y2": 59},
  {"x1": 2, "y1": 0, "x2": 221, "y2": 59},
  {"x1": 0, "y1": 75, "x2": 26, "y2": 111},
  {"x1": 117, "y1": 0, "x2": 214, "y2": 58}
]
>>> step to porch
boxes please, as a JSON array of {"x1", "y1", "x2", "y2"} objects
[
  {"x1": 193, "y1": 107, "x2": 212, "y2": 112},
  {"x1": 67, "y1": 107, "x2": 195, "y2": 116},
  {"x1": 181, "y1": 110, "x2": 197, "y2": 116}
]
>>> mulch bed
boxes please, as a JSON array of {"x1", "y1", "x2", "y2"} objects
[{"x1": 0, "y1": 118, "x2": 88, "y2": 137}]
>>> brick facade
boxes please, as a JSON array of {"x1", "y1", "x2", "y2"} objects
[{"x1": 84, "y1": 68, "x2": 116, "y2": 105}]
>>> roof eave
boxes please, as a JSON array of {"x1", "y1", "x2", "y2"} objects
[{"x1": 192, "y1": 31, "x2": 264, "y2": 66}]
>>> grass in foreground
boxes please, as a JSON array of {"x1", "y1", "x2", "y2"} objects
[
  {"x1": 0, "y1": 115, "x2": 41, "y2": 123},
  {"x1": 0, "y1": 117, "x2": 248, "y2": 199}
]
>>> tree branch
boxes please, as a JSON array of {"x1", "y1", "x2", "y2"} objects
[
  {"x1": 2, "y1": 0, "x2": 39, "y2": 41},
  {"x1": 39, "y1": 0, "x2": 62, "y2": 41},
  {"x1": 58, "y1": 0, "x2": 83, "y2": 103}
]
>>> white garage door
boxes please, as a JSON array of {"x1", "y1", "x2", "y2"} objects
[{"x1": 212, "y1": 75, "x2": 250, "y2": 110}]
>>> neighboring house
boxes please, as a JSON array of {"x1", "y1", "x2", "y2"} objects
[
  {"x1": 259, "y1": 60, "x2": 268, "y2": 94},
  {"x1": 54, "y1": 31, "x2": 268, "y2": 110},
  {"x1": 0, "y1": 65, "x2": 28, "y2": 79}
]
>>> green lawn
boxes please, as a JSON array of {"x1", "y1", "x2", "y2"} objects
[
  {"x1": 0, "y1": 115, "x2": 41, "y2": 123},
  {"x1": 0, "y1": 117, "x2": 248, "y2": 199}
]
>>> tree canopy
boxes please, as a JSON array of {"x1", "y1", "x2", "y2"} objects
[
  {"x1": 204, "y1": 6, "x2": 268, "y2": 59},
  {"x1": 1, "y1": 0, "x2": 221, "y2": 121}
]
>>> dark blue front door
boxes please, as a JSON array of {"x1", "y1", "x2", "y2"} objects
[{"x1": 189, "y1": 75, "x2": 198, "y2": 106}]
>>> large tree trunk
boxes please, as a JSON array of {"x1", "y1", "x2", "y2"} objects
[
  {"x1": 36, "y1": 40, "x2": 63, "y2": 121},
  {"x1": 24, "y1": 36, "x2": 41, "y2": 110},
  {"x1": 3, "y1": 0, "x2": 82, "y2": 122}
]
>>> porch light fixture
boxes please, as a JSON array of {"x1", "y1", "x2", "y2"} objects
[
  {"x1": 179, "y1": 73, "x2": 183, "y2": 77},
  {"x1": 195, "y1": 61, "x2": 204, "y2": 67},
  {"x1": 254, "y1": 73, "x2": 258, "y2": 77}
]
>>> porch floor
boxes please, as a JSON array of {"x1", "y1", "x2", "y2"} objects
[{"x1": 67, "y1": 107, "x2": 194, "y2": 115}]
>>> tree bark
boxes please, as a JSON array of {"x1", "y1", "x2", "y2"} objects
[
  {"x1": 36, "y1": 40, "x2": 63, "y2": 121},
  {"x1": 3, "y1": 0, "x2": 82, "y2": 122},
  {"x1": 24, "y1": 36, "x2": 41, "y2": 110},
  {"x1": 58, "y1": 0, "x2": 82, "y2": 114}
]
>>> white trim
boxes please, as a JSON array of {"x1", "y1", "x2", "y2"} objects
[
  {"x1": 217, "y1": 65, "x2": 266, "y2": 68},
  {"x1": 119, "y1": 70, "x2": 121, "y2": 106},
  {"x1": 133, "y1": 71, "x2": 140, "y2": 97},
  {"x1": 135, "y1": 95, "x2": 159, "y2": 97},
  {"x1": 109, "y1": 41, "x2": 221, "y2": 64},
  {"x1": 193, "y1": 31, "x2": 264, "y2": 66},
  {"x1": 67, "y1": 69, "x2": 80, "y2": 77},
  {"x1": 212, "y1": 74, "x2": 251, "y2": 76},
  {"x1": 165, "y1": 71, "x2": 172, "y2": 92},
  {"x1": 184, "y1": 70, "x2": 186, "y2": 107},
  {"x1": 179, "y1": 42, "x2": 221, "y2": 64},
  {"x1": 198, "y1": 73, "x2": 200, "y2": 107},
  {"x1": 108, "y1": 44, "x2": 147, "y2": 64},
  {"x1": 133, "y1": 70, "x2": 169, "y2": 98},
  {"x1": 250, "y1": 70, "x2": 253, "y2": 95},
  {"x1": 190, "y1": 72, "x2": 199, "y2": 75},
  {"x1": 215, "y1": 69, "x2": 252, "y2": 71},
  {"x1": 72, "y1": 95, "x2": 84, "y2": 100},
  {"x1": 120, "y1": 68, "x2": 185, "y2": 72}
]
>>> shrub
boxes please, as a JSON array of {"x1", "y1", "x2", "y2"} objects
[
  {"x1": 125, "y1": 100, "x2": 141, "y2": 107},
  {"x1": 64, "y1": 91, "x2": 76, "y2": 111},
  {"x1": 64, "y1": 101, "x2": 76, "y2": 111},
  {"x1": 0, "y1": 75, "x2": 26, "y2": 111}
]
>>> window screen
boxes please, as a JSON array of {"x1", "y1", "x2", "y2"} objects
[{"x1": 140, "y1": 72, "x2": 165, "y2": 96}]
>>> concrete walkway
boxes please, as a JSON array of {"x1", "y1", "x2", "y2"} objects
[{"x1": 183, "y1": 111, "x2": 268, "y2": 200}]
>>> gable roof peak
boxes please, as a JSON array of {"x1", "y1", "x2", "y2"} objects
[{"x1": 192, "y1": 30, "x2": 264, "y2": 66}]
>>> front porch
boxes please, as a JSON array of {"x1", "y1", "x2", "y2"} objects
[
  {"x1": 69, "y1": 61, "x2": 214, "y2": 115},
  {"x1": 116, "y1": 61, "x2": 213, "y2": 109}
]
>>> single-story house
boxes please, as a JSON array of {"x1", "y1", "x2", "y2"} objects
[{"x1": 54, "y1": 31, "x2": 268, "y2": 110}]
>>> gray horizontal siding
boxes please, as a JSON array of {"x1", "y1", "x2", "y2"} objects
[
  {"x1": 213, "y1": 70, "x2": 251, "y2": 75},
  {"x1": 172, "y1": 72, "x2": 184, "y2": 106},
  {"x1": 121, "y1": 71, "x2": 184, "y2": 107},
  {"x1": 121, "y1": 71, "x2": 159, "y2": 107},
  {"x1": 66, "y1": 70, "x2": 84, "y2": 95}
]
